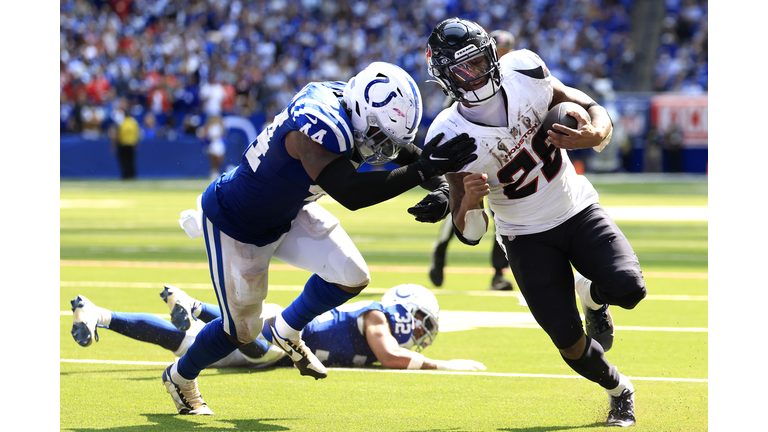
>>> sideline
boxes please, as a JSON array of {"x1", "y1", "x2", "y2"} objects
[{"x1": 58, "y1": 359, "x2": 707, "y2": 383}]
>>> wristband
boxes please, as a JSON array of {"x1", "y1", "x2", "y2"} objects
[
  {"x1": 407, "y1": 353, "x2": 425, "y2": 370},
  {"x1": 462, "y1": 209, "x2": 486, "y2": 241}
]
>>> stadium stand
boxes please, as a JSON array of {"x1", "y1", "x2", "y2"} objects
[{"x1": 60, "y1": 0, "x2": 707, "y2": 175}]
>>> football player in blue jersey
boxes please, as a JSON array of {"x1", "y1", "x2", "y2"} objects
[
  {"x1": 69, "y1": 285, "x2": 485, "y2": 376},
  {"x1": 162, "y1": 62, "x2": 478, "y2": 415}
]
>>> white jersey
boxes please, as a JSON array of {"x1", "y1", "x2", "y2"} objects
[{"x1": 426, "y1": 49, "x2": 599, "y2": 236}]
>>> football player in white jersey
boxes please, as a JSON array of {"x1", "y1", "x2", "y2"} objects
[
  {"x1": 411, "y1": 18, "x2": 647, "y2": 427},
  {"x1": 69, "y1": 285, "x2": 485, "y2": 375},
  {"x1": 161, "y1": 61, "x2": 478, "y2": 415}
]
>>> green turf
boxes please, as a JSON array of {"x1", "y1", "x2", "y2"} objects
[{"x1": 60, "y1": 176, "x2": 708, "y2": 431}]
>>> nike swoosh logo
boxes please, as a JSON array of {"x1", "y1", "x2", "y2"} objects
[
  {"x1": 306, "y1": 115, "x2": 318, "y2": 124},
  {"x1": 429, "y1": 155, "x2": 449, "y2": 161}
]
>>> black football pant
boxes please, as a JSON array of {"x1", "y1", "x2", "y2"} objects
[{"x1": 502, "y1": 203, "x2": 646, "y2": 350}]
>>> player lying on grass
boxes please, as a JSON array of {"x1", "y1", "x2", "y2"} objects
[{"x1": 69, "y1": 284, "x2": 485, "y2": 384}]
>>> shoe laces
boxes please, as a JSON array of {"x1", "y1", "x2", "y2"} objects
[
  {"x1": 589, "y1": 305, "x2": 611, "y2": 332},
  {"x1": 178, "y1": 379, "x2": 205, "y2": 408},
  {"x1": 287, "y1": 338, "x2": 312, "y2": 358},
  {"x1": 610, "y1": 390, "x2": 635, "y2": 415}
]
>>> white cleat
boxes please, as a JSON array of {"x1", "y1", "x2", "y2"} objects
[
  {"x1": 159, "y1": 285, "x2": 201, "y2": 332},
  {"x1": 70, "y1": 295, "x2": 103, "y2": 347},
  {"x1": 162, "y1": 361, "x2": 214, "y2": 415},
  {"x1": 261, "y1": 317, "x2": 327, "y2": 380}
]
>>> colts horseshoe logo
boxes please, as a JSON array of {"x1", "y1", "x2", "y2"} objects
[{"x1": 364, "y1": 77, "x2": 398, "y2": 108}]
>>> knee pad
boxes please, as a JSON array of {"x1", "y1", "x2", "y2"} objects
[{"x1": 326, "y1": 246, "x2": 370, "y2": 287}]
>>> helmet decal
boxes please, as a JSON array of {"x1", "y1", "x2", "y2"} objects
[
  {"x1": 364, "y1": 76, "x2": 398, "y2": 108},
  {"x1": 343, "y1": 62, "x2": 423, "y2": 165}
]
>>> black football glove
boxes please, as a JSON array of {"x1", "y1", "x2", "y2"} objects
[
  {"x1": 419, "y1": 132, "x2": 478, "y2": 177},
  {"x1": 407, "y1": 184, "x2": 450, "y2": 223}
]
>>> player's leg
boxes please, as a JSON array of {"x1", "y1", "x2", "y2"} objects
[
  {"x1": 236, "y1": 303, "x2": 287, "y2": 365},
  {"x1": 163, "y1": 216, "x2": 272, "y2": 415},
  {"x1": 568, "y1": 204, "x2": 647, "y2": 352},
  {"x1": 264, "y1": 202, "x2": 369, "y2": 378},
  {"x1": 429, "y1": 215, "x2": 454, "y2": 286},
  {"x1": 565, "y1": 204, "x2": 642, "y2": 426},
  {"x1": 70, "y1": 295, "x2": 195, "y2": 354},
  {"x1": 568, "y1": 204, "x2": 646, "y2": 309},
  {"x1": 503, "y1": 231, "x2": 632, "y2": 425},
  {"x1": 489, "y1": 235, "x2": 515, "y2": 291}
]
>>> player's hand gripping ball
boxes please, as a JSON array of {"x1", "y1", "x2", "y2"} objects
[{"x1": 537, "y1": 102, "x2": 591, "y2": 141}]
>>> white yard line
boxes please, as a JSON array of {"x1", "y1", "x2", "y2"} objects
[
  {"x1": 58, "y1": 359, "x2": 707, "y2": 383},
  {"x1": 59, "y1": 309, "x2": 706, "y2": 333}
]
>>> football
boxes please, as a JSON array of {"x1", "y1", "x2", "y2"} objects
[{"x1": 537, "y1": 101, "x2": 591, "y2": 138}]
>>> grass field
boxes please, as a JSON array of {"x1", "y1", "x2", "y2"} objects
[{"x1": 60, "y1": 175, "x2": 708, "y2": 431}]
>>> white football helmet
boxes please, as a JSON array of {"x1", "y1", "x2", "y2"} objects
[
  {"x1": 343, "y1": 62, "x2": 423, "y2": 165},
  {"x1": 381, "y1": 284, "x2": 439, "y2": 352}
]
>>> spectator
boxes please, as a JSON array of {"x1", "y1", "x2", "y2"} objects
[
  {"x1": 141, "y1": 112, "x2": 159, "y2": 140},
  {"x1": 664, "y1": 123, "x2": 684, "y2": 173},
  {"x1": 109, "y1": 98, "x2": 140, "y2": 179},
  {"x1": 196, "y1": 115, "x2": 227, "y2": 180},
  {"x1": 199, "y1": 74, "x2": 226, "y2": 118}
]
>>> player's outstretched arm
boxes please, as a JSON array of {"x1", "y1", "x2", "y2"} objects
[
  {"x1": 363, "y1": 311, "x2": 486, "y2": 371},
  {"x1": 293, "y1": 131, "x2": 476, "y2": 211}
]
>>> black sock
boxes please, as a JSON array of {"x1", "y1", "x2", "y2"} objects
[{"x1": 561, "y1": 336, "x2": 620, "y2": 389}]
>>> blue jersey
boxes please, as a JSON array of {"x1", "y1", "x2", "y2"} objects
[
  {"x1": 302, "y1": 301, "x2": 414, "y2": 367},
  {"x1": 201, "y1": 81, "x2": 356, "y2": 245}
]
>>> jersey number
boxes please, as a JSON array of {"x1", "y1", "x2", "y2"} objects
[
  {"x1": 245, "y1": 109, "x2": 290, "y2": 171},
  {"x1": 497, "y1": 136, "x2": 563, "y2": 199},
  {"x1": 393, "y1": 312, "x2": 412, "y2": 335}
]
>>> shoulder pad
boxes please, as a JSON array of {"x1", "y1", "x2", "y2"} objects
[
  {"x1": 290, "y1": 85, "x2": 355, "y2": 154},
  {"x1": 503, "y1": 49, "x2": 551, "y2": 80},
  {"x1": 425, "y1": 107, "x2": 463, "y2": 146}
]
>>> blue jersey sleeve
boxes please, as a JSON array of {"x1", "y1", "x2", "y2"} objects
[{"x1": 289, "y1": 82, "x2": 355, "y2": 156}]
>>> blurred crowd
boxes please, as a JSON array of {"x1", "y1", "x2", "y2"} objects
[{"x1": 60, "y1": 0, "x2": 707, "y2": 139}]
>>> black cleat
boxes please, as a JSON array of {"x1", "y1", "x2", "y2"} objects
[
  {"x1": 575, "y1": 273, "x2": 614, "y2": 351},
  {"x1": 489, "y1": 274, "x2": 515, "y2": 291},
  {"x1": 607, "y1": 389, "x2": 636, "y2": 427}
]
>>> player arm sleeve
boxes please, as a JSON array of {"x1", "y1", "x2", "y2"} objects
[
  {"x1": 315, "y1": 156, "x2": 434, "y2": 211},
  {"x1": 392, "y1": 143, "x2": 448, "y2": 192}
]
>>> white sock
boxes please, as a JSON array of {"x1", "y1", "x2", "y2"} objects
[
  {"x1": 170, "y1": 362, "x2": 192, "y2": 385},
  {"x1": 97, "y1": 308, "x2": 112, "y2": 327},
  {"x1": 577, "y1": 274, "x2": 602, "y2": 310},
  {"x1": 606, "y1": 373, "x2": 634, "y2": 397},
  {"x1": 275, "y1": 313, "x2": 301, "y2": 341}
]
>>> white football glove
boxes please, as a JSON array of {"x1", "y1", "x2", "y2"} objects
[{"x1": 435, "y1": 359, "x2": 487, "y2": 371}]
